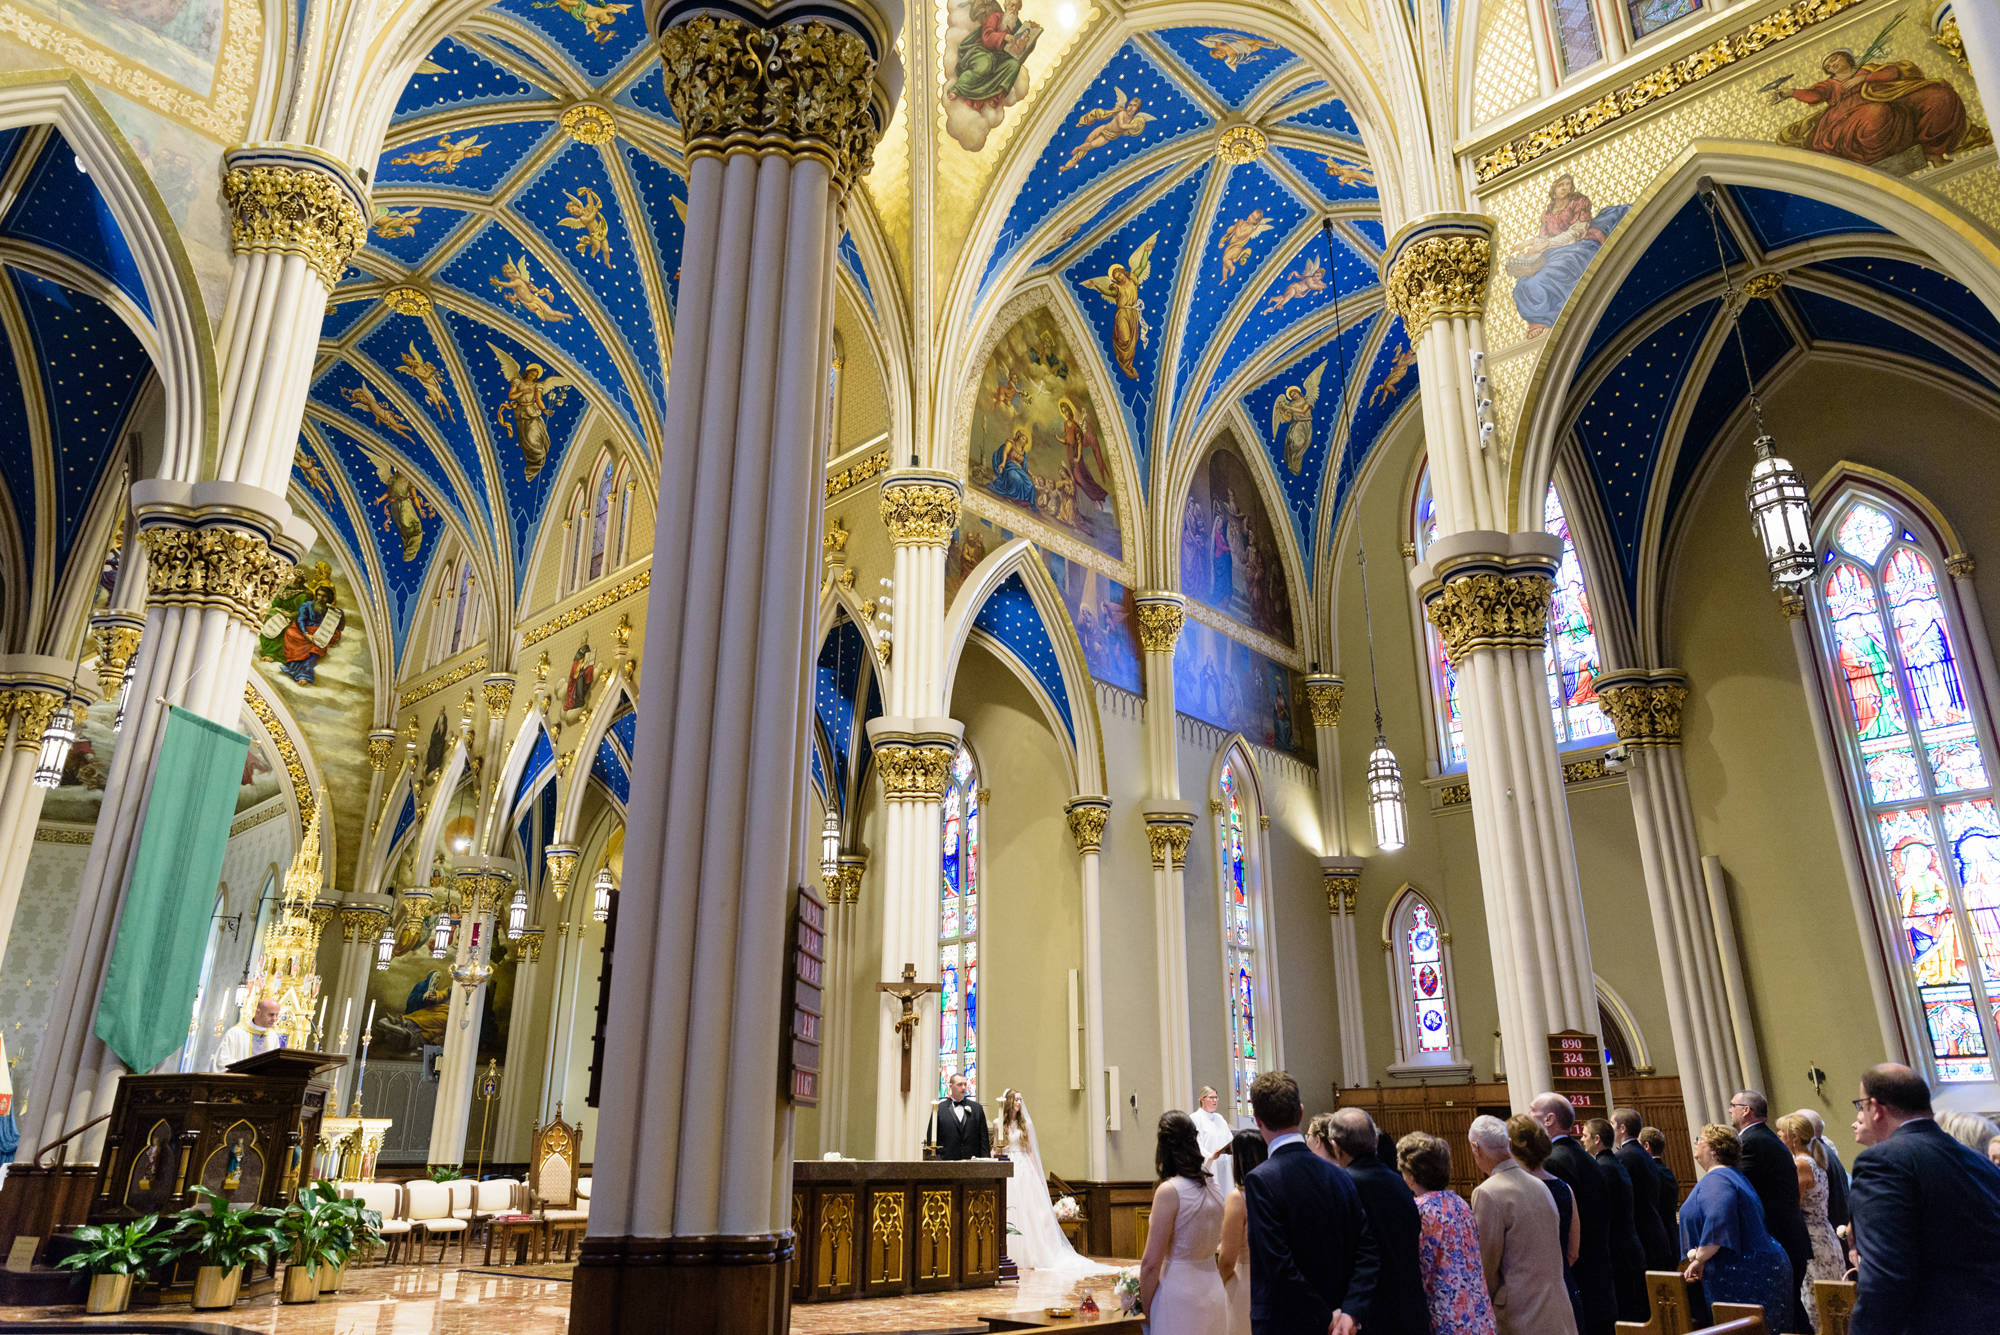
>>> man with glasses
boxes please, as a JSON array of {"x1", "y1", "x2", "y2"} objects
[
  {"x1": 1848, "y1": 1064, "x2": 2000, "y2": 1334},
  {"x1": 1728, "y1": 1089, "x2": 1813, "y2": 1333}
]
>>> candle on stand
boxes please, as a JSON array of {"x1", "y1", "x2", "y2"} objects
[
  {"x1": 338, "y1": 998, "x2": 352, "y2": 1052},
  {"x1": 313, "y1": 997, "x2": 327, "y2": 1047},
  {"x1": 350, "y1": 1000, "x2": 377, "y2": 1116}
]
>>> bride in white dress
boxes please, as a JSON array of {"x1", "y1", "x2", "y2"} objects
[{"x1": 999, "y1": 1089, "x2": 1111, "y2": 1273}]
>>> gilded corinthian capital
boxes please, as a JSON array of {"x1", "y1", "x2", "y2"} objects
[
  {"x1": 875, "y1": 741, "x2": 957, "y2": 799},
  {"x1": 221, "y1": 146, "x2": 369, "y2": 291},
  {"x1": 1419, "y1": 544, "x2": 1556, "y2": 666},
  {"x1": 91, "y1": 616, "x2": 143, "y2": 697},
  {"x1": 1595, "y1": 670, "x2": 1689, "y2": 747},
  {"x1": 1134, "y1": 592, "x2": 1186, "y2": 654},
  {"x1": 4, "y1": 688, "x2": 63, "y2": 753},
  {"x1": 879, "y1": 472, "x2": 962, "y2": 547},
  {"x1": 1303, "y1": 674, "x2": 1345, "y2": 729},
  {"x1": 139, "y1": 525, "x2": 297, "y2": 631},
  {"x1": 658, "y1": 16, "x2": 888, "y2": 192},
  {"x1": 1065, "y1": 797, "x2": 1110, "y2": 855},
  {"x1": 1381, "y1": 215, "x2": 1495, "y2": 346}
]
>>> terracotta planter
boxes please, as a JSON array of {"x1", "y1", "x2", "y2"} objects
[
  {"x1": 193, "y1": 1265, "x2": 242, "y2": 1309},
  {"x1": 281, "y1": 1265, "x2": 321, "y2": 1304},
  {"x1": 317, "y1": 1263, "x2": 346, "y2": 1293},
  {"x1": 85, "y1": 1274, "x2": 133, "y2": 1314}
]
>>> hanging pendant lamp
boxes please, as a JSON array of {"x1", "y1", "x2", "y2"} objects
[
  {"x1": 592, "y1": 863, "x2": 615, "y2": 923},
  {"x1": 506, "y1": 882, "x2": 528, "y2": 940},
  {"x1": 375, "y1": 920, "x2": 395, "y2": 971},
  {"x1": 1699, "y1": 181, "x2": 1813, "y2": 585}
]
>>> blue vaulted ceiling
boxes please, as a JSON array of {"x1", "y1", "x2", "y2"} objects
[
  {"x1": 980, "y1": 24, "x2": 1397, "y2": 571},
  {"x1": 299, "y1": 0, "x2": 688, "y2": 669},
  {"x1": 0, "y1": 126, "x2": 158, "y2": 635},
  {"x1": 1561, "y1": 186, "x2": 2000, "y2": 603}
]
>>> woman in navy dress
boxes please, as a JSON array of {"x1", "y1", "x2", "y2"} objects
[{"x1": 1680, "y1": 1124, "x2": 1795, "y2": 1324}]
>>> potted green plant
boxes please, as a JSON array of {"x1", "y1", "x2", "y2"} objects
[
  {"x1": 163, "y1": 1186, "x2": 286, "y2": 1310},
  {"x1": 276, "y1": 1182, "x2": 359, "y2": 1303},
  {"x1": 54, "y1": 1216, "x2": 167, "y2": 1314},
  {"x1": 297, "y1": 1182, "x2": 383, "y2": 1293}
]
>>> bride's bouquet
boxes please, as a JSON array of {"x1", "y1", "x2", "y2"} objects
[
  {"x1": 1113, "y1": 1266, "x2": 1140, "y2": 1313},
  {"x1": 1053, "y1": 1196, "x2": 1079, "y2": 1221}
]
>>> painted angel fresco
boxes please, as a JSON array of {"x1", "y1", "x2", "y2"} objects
[
  {"x1": 1197, "y1": 32, "x2": 1281, "y2": 72},
  {"x1": 373, "y1": 460, "x2": 436, "y2": 562},
  {"x1": 1217, "y1": 210, "x2": 1273, "y2": 282},
  {"x1": 1060, "y1": 89, "x2": 1155, "y2": 173},
  {"x1": 1271, "y1": 360, "x2": 1325, "y2": 474},
  {"x1": 1317, "y1": 154, "x2": 1373, "y2": 187},
  {"x1": 1368, "y1": 344, "x2": 1417, "y2": 407},
  {"x1": 340, "y1": 382, "x2": 416, "y2": 441},
  {"x1": 560, "y1": 187, "x2": 615, "y2": 267},
  {"x1": 944, "y1": 0, "x2": 1044, "y2": 151},
  {"x1": 398, "y1": 343, "x2": 455, "y2": 421},
  {"x1": 295, "y1": 448, "x2": 338, "y2": 508},
  {"x1": 1262, "y1": 253, "x2": 1326, "y2": 314},
  {"x1": 530, "y1": 0, "x2": 632, "y2": 42},
  {"x1": 488, "y1": 343, "x2": 578, "y2": 479},
  {"x1": 1079, "y1": 231, "x2": 1158, "y2": 379},
  {"x1": 373, "y1": 206, "x2": 423, "y2": 239},
  {"x1": 491, "y1": 256, "x2": 572, "y2": 323},
  {"x1": 390, "y1": 132, "x2": 489, "y2": 175}
]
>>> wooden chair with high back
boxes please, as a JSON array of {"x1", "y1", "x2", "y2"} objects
[{"x1": 529, "y1": 1104, "x2": 587, "y2": 1262}]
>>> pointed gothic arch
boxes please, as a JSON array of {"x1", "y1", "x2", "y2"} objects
[
  {"x1": 1208, "y1": 737, "x2": 1286, "y2": 1115},
  {"x1": 1380, "y1": 882, "x2": 1472, "y2": 1078}
]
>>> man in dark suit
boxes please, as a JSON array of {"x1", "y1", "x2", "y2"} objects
[
  {"x1": 1532, "y1": 1093, "x2": 1616, "y2": 1335},
  {"x1": 1731, "y1": 1089, "x2": 1813, "y2": 1333},
  {"x1": 1639, "y1": 1126, "x2": 1681, "y2": 1233},
  {"x1": 1327, "y1": 1108, "x2": 1431, "y2": 1335},
  {"x1": 1243, "y1": 1070, "x2": 1379, "y2": 1335},
  {"x1": 932, "y1": 1071, "x2": 990, "y2": 1160},
  {"x1": 1612, "y1": 1108, "x2": 1675, "y2": 1270},
  {"x1": 1583, "y1": 1117, "x2": 1648, "y2": 1322},
  {"x1": 1849, "y1": 1063, "x2": 2000, "y2": 1335}
]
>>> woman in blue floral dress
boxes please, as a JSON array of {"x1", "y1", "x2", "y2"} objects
[
  {"x1": 1398, "y1": 1131, "x2": 1498, "y2": 1335},
  {"x1": 1680, "y1": 1124, "x2": 1795, "y2": 1325}
]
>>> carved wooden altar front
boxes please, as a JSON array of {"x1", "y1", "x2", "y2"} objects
[{"x1": 790, "y1": 1159, "x2": 1011, "y2": 1303}]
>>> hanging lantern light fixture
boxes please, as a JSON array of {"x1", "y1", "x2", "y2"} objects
[
  {"x1": 1698, "y1": 180, "x2": 1813, "y2": 585},
  {"x1": 430, "y1": 914, "x2": 455, "y2": 960},
  {"x1": 592, "y1": 863, "x2": 615, "y2": 923},
  {"x1": 112, "y1": 658, "x2": 137, "y2": 734},
  {"x1": 375, "y1": 920, "x2": 395, "y2": 970},
  {"x1": 506, "y1": 882, "x2": 528, "y2": 940},
  {"x1": 31, "y1": 694, "x2": 76, "y2": 789}
]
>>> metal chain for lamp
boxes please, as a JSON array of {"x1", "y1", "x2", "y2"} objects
[{"x1": 1699, "y1": 181, "x2": 1815, "y2": 585}]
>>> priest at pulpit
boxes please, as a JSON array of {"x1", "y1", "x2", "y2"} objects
[
  {"x1": 211, "y1": 997, "x2": 286, "y2": 1072},
  {"x1": 934, "y1": 1072, "x2": 990, "y2": 1160}
]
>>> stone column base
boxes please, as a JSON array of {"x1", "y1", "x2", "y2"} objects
[{"x1": 572, "y1": 1233, "x2": 793, "y2": 1335}]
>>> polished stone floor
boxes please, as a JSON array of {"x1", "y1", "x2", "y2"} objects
[{"x1": 0, "y1": 1258, "x2": 1136, "y2": 1333}]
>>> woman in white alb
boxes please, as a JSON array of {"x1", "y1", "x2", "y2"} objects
[
  {"x1": 998, "y1": 1089, "x2": 1109, "y2": 1272},
  {"x1": 1139, "y1": 1110, "x2": 1228, "y2": 1335},
  {"x1": 1193, "y1": 1085, "x2": 1236, "y2": 1195}
]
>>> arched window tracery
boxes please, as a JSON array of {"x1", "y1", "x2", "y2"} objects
[
  {"x1": 1812, "y1": 489, "x2": 2000, "y2": 1084},
  {"x1": 939, "y1": 744, "x2": 981, "y2": 1096},
  {"x1": 1384, "y1": 885, "x2": 1469, "y2": 1076},
  {"x1": 1217, "y1": 752, "x2": 1280, "y2": 1116},
  {"x1": 1412, "y1": 466, "x2": 1612, "y2": 772},
  {"x1": 589, "y1": 456, "x2": 617, "y2": 581}
]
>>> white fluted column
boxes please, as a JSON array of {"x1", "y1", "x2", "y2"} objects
[
  {"x1": 26, "y1": 147, "x2": 366, "y2": 1161},
  {"x1": 1940, "y1": 5, "x2": 2000, "y2": 126},
  {"x1": 1065, "y1": 797, "x2": 1110, "y2": 1179},
  {"x1": 0, "y1": 672, "x2": 84, "y2": 960},
  {"x1": 493, "y1": 927, "x2": 545, "y2": 1158},
  {"x1": 818, "y1": 853, "x2": 863, "y2": 1157},
  {"x1": 1597, "y1": 670, "x2": 1742, "y2": 1127},
  {"x1": 428, "y1": 859, "x2": 514, "y2": 1167},
  {"x1": 573, "y1": 8, "x2": 899, "y2": 1327},
  {"x1": 1303, "y1": 674, "x2": 1367, "y2": 1086},
  {"x1": 1391, "y1": 215, "x2": 1598, "y2": 1106},
  {"x1": 329, "y1": 897, "x2": 390, "y2": 1113},
  {"x1": 1135, "y1": 592, "x2": 1196, "y2": 1112}
]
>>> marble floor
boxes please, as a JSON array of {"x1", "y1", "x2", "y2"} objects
[{"x1": 0, "y1": 1259, "x2": 1137, "y2": 1334}]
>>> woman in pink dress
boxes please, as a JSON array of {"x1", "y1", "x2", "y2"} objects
[{"x1": 1401, "y1": 1131, "x2": 1498, "y2": 1335}]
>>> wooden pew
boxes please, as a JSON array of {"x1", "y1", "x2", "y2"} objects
[
  {"x1": 1813, "y1": 1278, "x2": 1856, "y2": 1335},
  {"x1": 1614, "y1": 1269, "x2": 1809, "y2": 1335},
  {"x1": 1695, "y1": 1320, "x2": 1768, "y2": 1335}
]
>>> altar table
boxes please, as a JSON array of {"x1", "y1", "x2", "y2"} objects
[{"x1": 790, "y1": 1158, "x2": 1012, "y2": 1303}]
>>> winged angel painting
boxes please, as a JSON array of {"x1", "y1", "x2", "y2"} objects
[
  {"x1": 488, "y1": 344, "x2": 579, "y2": 480},
  {"x1": 1270, "y1": 360, "x2": 1325, "y2": 474},
  {"x1": 1061, "y1": 89, "x2": 1156, "y2": 173},
  {"x1": 943, "y1": 0, "x2": 1045, "y2": 151},
  {"x1": 1079, "y1": 231, "x2": 1158, "y2": 380}
]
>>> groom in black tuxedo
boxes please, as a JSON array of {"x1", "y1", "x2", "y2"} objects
[
  {"x1": 933, "y1": 1071, "x2": 990, "y2": 1160},
  {"x1": 1243, "y1": 1069, "x2": 1377, "y2": 1335}
]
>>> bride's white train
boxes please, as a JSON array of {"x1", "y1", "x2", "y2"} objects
[{"x1": 997, "y1": 1088, "x2": 1116, "y2": 1274}]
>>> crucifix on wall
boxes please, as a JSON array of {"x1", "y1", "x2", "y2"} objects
[{"x1": 876, "y1": 962, "x2": 941, "y2": 1094}]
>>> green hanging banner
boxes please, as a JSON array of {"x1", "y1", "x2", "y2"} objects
[{"x1": 95, "y1": 706, "x2": 252, "y2": 1074}]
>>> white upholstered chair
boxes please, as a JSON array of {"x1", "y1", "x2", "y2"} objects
[
  {"x1": 404, "y1": 1179, "x2": 468, "y2": 1263},
  {"x1": 343, "y1": 1182, "x2": 410, "y2": 1265}
]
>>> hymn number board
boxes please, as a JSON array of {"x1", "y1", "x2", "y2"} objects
[
  {"x1": 786, "y1": 884, "x2": 827, "y2": 1106},
  {"x1": 1546, "y1": 1030, "x2": 1605, "y2": 1110}
]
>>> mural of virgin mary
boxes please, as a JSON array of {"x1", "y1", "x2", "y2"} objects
[{"x1": 1508, "y1": 174, "x2": 1629, "y2": 334}]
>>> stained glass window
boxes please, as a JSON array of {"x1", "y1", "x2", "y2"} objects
[
  {"x1": 1221, "y1": 760, "x2": 1260, "y2": 1114},
  {"x1": 589, "y1": 461, "x2": 616, "y2": 581},
  {"x1": 1407, "y1": 902, "x2": 1452, "y2": 1052},
  {"x1": 1414, "y1": 469, "x2": 1610, "y2": 770},
  {"x1": 1550, "y1": 0, "x2": 1604, "y2": 74},
  {"x1": 939, "y1": 745, "x2": 980, "y2": 1096},
  {"x1": 1627, "y1": 0, "x2": 1698, "y2": 38},
  {"x1": 1819, "y1": 496, "x2": 2000, "y2": 1083},
  {"x1": 1544, "y1": 485, "x2": 1614, "y2": 746}
]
